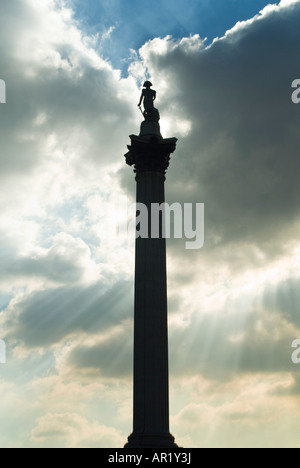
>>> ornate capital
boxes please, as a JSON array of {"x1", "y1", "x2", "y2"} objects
[{"x1": 125, "y1": 135, "x2": 177, "y2": 176}]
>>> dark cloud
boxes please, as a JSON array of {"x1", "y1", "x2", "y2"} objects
[
  {"x1": 5, "y1": 280, "x2": 132, "y2": 348},
  {"x1": 121, "y1": 2, "x2": 300, "y2": 261},
  {"x1": 68, "y1": 326, "x2": 133, "y2": 377}
]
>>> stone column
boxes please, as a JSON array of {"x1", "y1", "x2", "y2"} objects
[{"x1": 124, "y1": 129, "x2": 177, "y2": 448}]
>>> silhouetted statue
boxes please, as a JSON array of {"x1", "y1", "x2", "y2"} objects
[
  {"x1": 138, "y1": 81, "x2": 156, "y2": 110},
  {"x1": 138, "y1": 81, "x2": 160, "y2": 122}
]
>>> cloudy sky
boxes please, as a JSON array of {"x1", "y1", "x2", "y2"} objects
[{"x1": 1, "y1": 0, "x2": 300, "y2": 448}]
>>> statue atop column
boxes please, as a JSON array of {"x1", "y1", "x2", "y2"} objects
[{"x1": 138, "y1": 81, "x2": 160, "y2": 122}]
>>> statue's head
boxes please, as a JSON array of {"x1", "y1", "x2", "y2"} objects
[{"x1": 143, "y1": 81, "x2": 152, "y2": 88}]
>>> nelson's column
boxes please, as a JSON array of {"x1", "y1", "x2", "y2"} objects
[{"x1": 124, "y1": 82, "x2": 178, "y2": 448}]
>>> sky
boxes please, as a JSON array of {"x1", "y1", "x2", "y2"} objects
[
  {"x1": 0, "y1": 0, "x2": 300, "y2": 448},
  {"x1": 70, "y1": 0, "x2": 279, "y2": 73}
]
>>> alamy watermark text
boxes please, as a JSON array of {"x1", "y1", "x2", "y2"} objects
[
  {"x1": 291, "y1": 79, "x2": 300, "y2": 104},
  {"x1": 291, "y1": 339, "x2": 300, "y2": 364},
  {"x1": 135, "y1": 202, "x2": 204, "y2": 250},
  {"x1": 116, "y1": 198, "x2": 204, "y2": 250}
]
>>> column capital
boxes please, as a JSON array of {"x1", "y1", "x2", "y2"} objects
[{"x1": 125, "y1": 135, "x2": 177, "y2": 176}]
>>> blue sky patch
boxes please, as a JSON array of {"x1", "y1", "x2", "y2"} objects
[{"x1": 71, "y1": 0, "x2": 279, "y2": 73}]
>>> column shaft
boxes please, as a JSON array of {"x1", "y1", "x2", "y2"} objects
[{"x1": 133, "y1": 171, "x2": 170, "y2": 437}]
